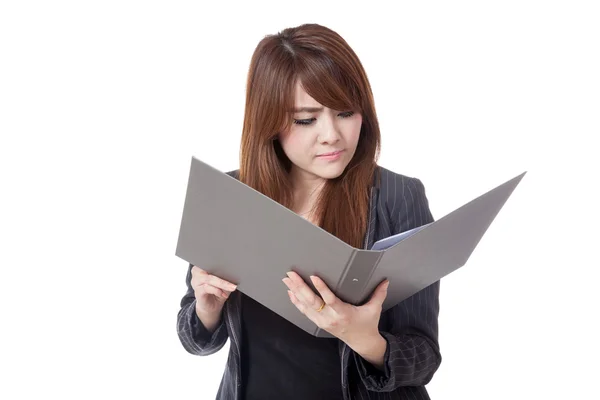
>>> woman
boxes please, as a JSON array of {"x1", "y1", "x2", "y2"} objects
[{"x1": 177, "y1": 23, "x2": 441, "y2": 400}]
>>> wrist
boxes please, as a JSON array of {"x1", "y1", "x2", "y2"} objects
[
  {"x1": 347, "y1": 333, "x2": 387, "y2": 370},
  {"x1": 195, "y1": 303, "x2": 223, "y2": 333},
  {"x1": 344, "y1": 330, "x2": 382, "y2": 350}
]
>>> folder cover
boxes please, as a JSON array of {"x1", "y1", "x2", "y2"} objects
[{"x1": 175, "y1": 156, "x2": 526, "y2": 337}]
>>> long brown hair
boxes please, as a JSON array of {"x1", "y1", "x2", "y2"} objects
[{"x1": 239, "y1": 23, "x2": 381, "y2": 248}]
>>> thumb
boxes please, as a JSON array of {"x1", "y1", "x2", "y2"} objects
[{"x1": 367, "y1": 280, "x2": 389, "y2": 307}]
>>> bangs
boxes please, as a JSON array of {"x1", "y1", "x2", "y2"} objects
[
  {"x1": 284, "y1": 51, "x2": 363, "y2": 120},
  {"x1": 265, "y1": 36, "x2": 369, "y2": 137}
]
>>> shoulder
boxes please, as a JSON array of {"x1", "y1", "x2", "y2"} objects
[
  {"x1": 374, "y1": 165, "x2": 434, "y2": 231},
  {"x1": 375, "y1": 165, "x2": 428, "y2": 203},
  {"x1": 226, "y1": 169, "x2": 240, "y2": 180}
]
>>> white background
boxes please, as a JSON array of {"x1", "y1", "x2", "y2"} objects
[{"x1": 1, "y1": 1, "x2": 598, "y2": 399}]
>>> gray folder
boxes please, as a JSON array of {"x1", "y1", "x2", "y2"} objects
[{"x1": 175, "y1": 156, "x2": 526, "y2": 338}]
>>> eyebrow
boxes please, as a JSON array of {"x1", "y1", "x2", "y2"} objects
[{"x1": 290, "y1": 106, "x2": 324, "y2": 113}]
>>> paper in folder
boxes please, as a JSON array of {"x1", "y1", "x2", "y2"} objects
[{"x1": 175, "y1": 156, "x2": 526, "y2": 338}]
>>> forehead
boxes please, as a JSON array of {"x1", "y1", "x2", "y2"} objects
[{"x1": 292, "y1": 80, "x2": 321, "y2": 107}]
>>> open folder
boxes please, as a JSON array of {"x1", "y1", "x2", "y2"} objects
[{"x1": 175, "y1": 156, "x2": 526, "y2": 338}]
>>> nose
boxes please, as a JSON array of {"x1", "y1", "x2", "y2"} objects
[{"x1": 318, "y1": 115, "x2": 341, "y2": 144}]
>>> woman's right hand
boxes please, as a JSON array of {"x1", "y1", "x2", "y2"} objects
[{"x1": 191, "y1": 265, "x2": 238, "y2": 316}]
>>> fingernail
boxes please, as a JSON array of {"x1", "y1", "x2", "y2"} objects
[{"x1": 384, "y1": 281, "x2": 390, "y2": 289}]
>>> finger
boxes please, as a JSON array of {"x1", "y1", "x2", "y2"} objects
[
  {"x1": 191, "y1": 267, "x2": 237, "y2": 291},
  {"x1": 365, "y1": 280, "x2": 390, "y2": 308},
  {"x1": 191, "y1": 265, "x2": 206, "y2": 274},
  {"x1": 197, "y1": 283, "x2": 229, "y2": 299},
  {"x1": 286, "y1": 271, "x2": 321, "y2": 309},
  {"x1": 309, "y1": 275, "x2": 343, "y2": 312},
  {"x1": 191, "y1": 266, "x2": 206, "y2": 280},
  {"x1": 285, "y1": 271, "x2": 322, "y2": 311},
  {"x1": 190, "y1": 266, "x2": 207, "y2": 286},
  {"x1": 288, "y1": 290, "x2": 309, "y2": 316},
  {"x1": 202, "y1": 274, "x2": 237, "y2": 292}
]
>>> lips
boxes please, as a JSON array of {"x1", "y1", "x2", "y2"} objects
[{"x1": 317, "y1": 150, "x2": 344, "y2": 157}]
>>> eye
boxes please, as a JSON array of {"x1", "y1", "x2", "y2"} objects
[
  {"x1": 292, "y1": 111, "x2": 354, "y2": 126},
  {"x1": 293, "y1": 118, "x2": 316, "y2": 125}
]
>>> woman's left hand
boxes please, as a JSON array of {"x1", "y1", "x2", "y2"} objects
[{"x1": 282, "y1": 271, "x2": 389, "y2": 346}]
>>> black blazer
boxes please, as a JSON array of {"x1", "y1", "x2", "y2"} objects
[{"x1": 176, "y1": 166, "x2": 442, "y2": 399}]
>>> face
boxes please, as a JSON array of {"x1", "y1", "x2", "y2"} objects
[{"x1": 278, "y1": 81, "x2": 362, "y2": 185}]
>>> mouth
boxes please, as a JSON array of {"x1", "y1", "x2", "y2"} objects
[{"x1": 317, "y1": 150, "x2": 344, "y2": 157}]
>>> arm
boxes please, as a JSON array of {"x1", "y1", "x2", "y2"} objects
[
  {"x1": 353, "y1": 177, "x2": 442, "y2": 391},
  {"x1": 176, "y1": 263, "x2": 229, "y2": 356}
]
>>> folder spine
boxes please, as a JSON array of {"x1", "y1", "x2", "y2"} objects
[
  {"x1": 334, "y1": 249, "x2": 357, "y2": 297},
  {"x1": 336, "y1": 250, "x2": 383, "y2": 306}
]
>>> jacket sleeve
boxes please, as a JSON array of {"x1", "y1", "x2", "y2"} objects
[
  {"x1": 353, "y1": 177, "x2": 442, "y2": 391},
  {"x1": 176, "y1": 263, "x2": 229, "y2": 356}
]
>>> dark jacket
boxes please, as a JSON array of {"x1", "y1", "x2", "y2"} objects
[{"x1": 176, "y1": 166, "x2": 442, "y2": 399}]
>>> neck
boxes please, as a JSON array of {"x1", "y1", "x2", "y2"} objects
[{"x1": 289, "y1": 167, "x2": 326, "y2": 215}]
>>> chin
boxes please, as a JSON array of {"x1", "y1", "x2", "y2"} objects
[{"x1": 313, "y1": 164, "x2": 348, "y2": 180}]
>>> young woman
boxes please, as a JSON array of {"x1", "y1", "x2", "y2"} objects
[{"x1": 177, "y1": 23, "x2": 441, "y2": 400}]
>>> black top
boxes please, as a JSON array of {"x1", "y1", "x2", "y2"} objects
[{"x1": 240, "y1": 292, "x2": 344, "y2": 400}]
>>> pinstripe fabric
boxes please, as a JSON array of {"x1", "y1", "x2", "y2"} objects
[{"x1": 176, "y1": 166, "x2": 441, "y2": 399}]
